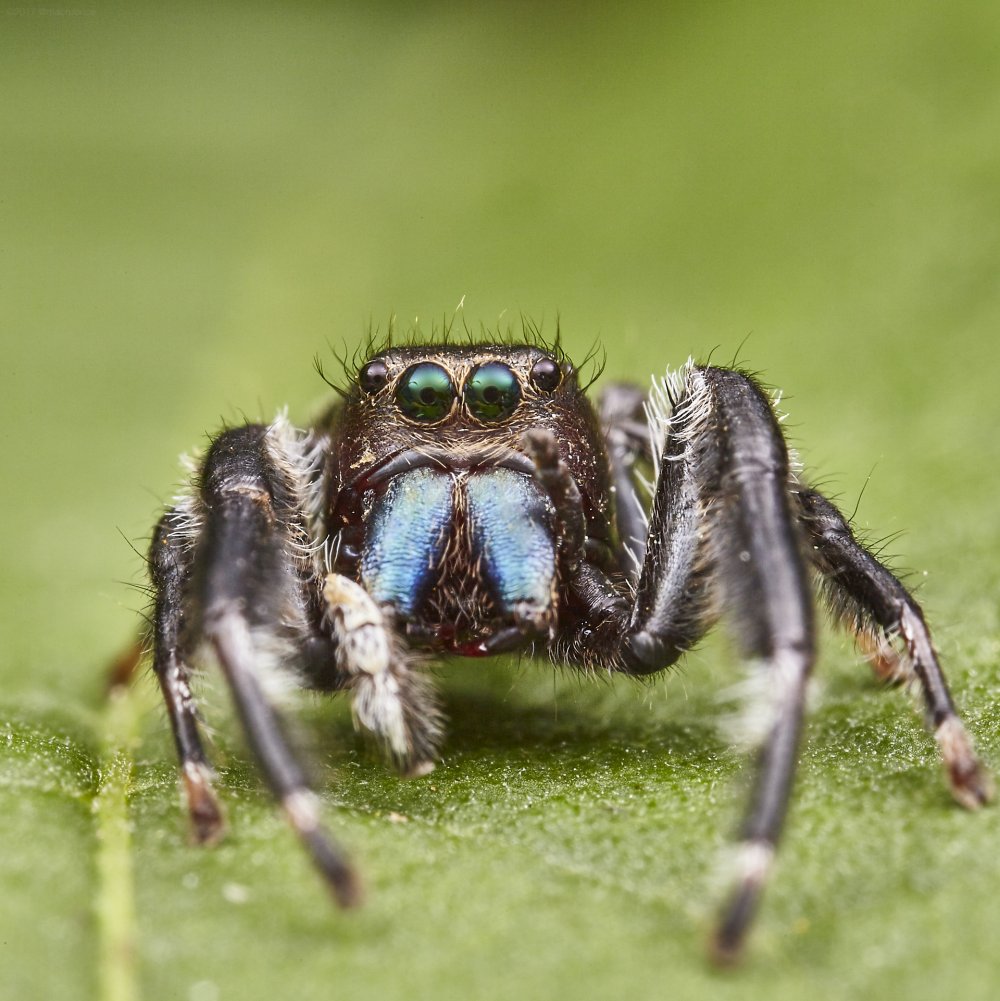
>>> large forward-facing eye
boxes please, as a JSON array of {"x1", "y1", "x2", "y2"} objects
[
  {"x1": 396, "y1": 362, "x2": 456, "y2": 422},
  {"x1": 464, "y1": 362, "x2": 521, "y2": 423}
]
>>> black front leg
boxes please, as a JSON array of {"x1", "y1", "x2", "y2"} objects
[
  {"x1": 562, "y1": 364, "x2": 817, "y2": 962},
  {"x1": 150, "y1": 420, "x2": 361, "y2": 907}
]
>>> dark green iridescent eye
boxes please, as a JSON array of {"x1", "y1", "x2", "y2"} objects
[
  {"x1": 465, "y1": 362, "x2": 521, "y2": 422},
  {"x1": 396, "y1": 362, "x2": 455, "y2": 422}
]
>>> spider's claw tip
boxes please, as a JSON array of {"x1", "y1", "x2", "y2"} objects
[
  {"x1": 189, "y1": 802, "x2": 226, "y2": 846},
  {"x1": 330, "y1": 865, "x2": 365, "y2": 909},
  {"x1": 707, "y1": 928, "x2": 747, "y2": 969},
  {"x1": 709, "y1": 840, "x2": 771, "y2": 967},
  {"x1": 308, "y1": 828, "x2": 364, "y2": 909},
  {"x1": 183, "y1": 763, "x2": 226, "y2": 845},
  {"x1": 401, "y1": 759, "x2": 436, "y2": 779},
  {"x1": 936, "y1": 717, "x2": 994, "y2": 810},
  {"x1": 709, "y1": 901, "x2": 755, "y2": 969},
  {"x1": 948, "y1": 760, "x2": 994, "y2": 811}
]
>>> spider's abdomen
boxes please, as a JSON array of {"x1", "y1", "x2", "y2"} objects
[{"x1": 360, "y1": 466, "x2": 557, "y2": 651}]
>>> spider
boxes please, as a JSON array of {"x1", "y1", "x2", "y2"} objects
[{"x1": 141, "y1": 332, "x2": 991, "y2": 962}]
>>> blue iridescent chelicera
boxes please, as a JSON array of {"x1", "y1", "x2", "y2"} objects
[{"x1": 464, "y1": 361, "x2": 521, "y2": 422}]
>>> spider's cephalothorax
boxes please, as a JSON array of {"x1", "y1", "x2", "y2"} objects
[
  {"x1": 143, "y1": 337, "x2": 992, "y2": 963},
  {"x1": 324, "y1": 344, "x2": 616, "y2": 655}
]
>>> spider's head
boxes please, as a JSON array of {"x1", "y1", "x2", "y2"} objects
[
  {"x1": 325, "y1": 341, "x2": 613, "y2": 526},
  {"x1": 348, "y1": 343, "x2": 578, "y2": 435}
]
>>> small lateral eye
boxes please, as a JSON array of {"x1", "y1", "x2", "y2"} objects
[
  {"x1": 529, "y1": 356, "x2": 561, "y2": 392},
  {"x1": 359, "y1": 359, "x2": 389, "y2": 394},
  {"x1": 396, "y1": 362, "x2": 455, "y2": 422},
  {"x1": 465, "y1": 362, "x2": 521, "y2": 422}
]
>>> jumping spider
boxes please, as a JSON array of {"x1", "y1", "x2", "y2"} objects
[{"x1": 141, "y1": 334, "x2": 991, "y2": 961}]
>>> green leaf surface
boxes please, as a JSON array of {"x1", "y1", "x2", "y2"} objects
[{"x1": 2, "y1": 4, "x2": 999, "y2": 1000}]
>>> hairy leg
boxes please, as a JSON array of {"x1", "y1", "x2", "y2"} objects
[
  {"x1": 674, "y1": 368, "x2": 815, "y2": 963},
  {"x1": 322, "y1": 574, "x2": 442, "y2": 777},
  {"x1": 561, "y1": 364, "x2": 817, "y2": 961},
  {"x1": 597, "y1": 381, "x2": 653, "y2": 580},
  {"x1": 148, "y1": 507, "x2": 225, "y2": 843},
  {"x1": 150, "y1": 419, "x2": 361, "y2": 904},
  {"x1": 798, "y1": 488, "x2": 993, "y2": 809}
]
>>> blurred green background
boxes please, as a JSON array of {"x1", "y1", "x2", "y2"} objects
[{"x1": 2, "y1": 3, "x2": 999, "y2": 999}]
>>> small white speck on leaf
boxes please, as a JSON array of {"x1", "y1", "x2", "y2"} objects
[{"x1": 222, "y1": 882, "x2": 251, "y2": 904}]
